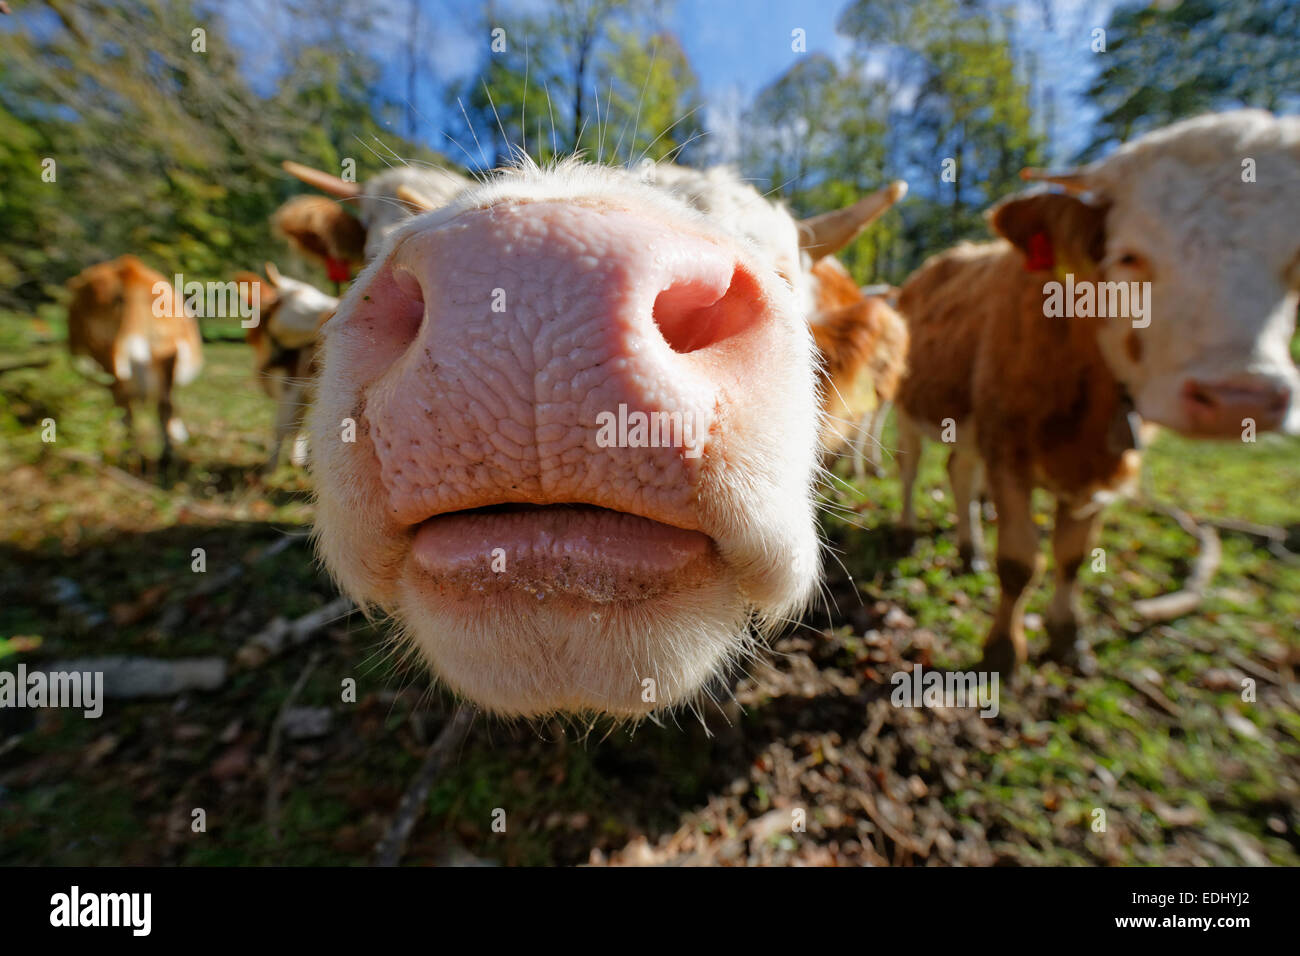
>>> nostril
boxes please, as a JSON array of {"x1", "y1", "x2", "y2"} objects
[
  {"x1": 391, "y1": 266, "x2": 423, "y2": 304},
  {"x1": 352, "y1": 264, "x2": 425, "y2": 353},
  {"x1": 1183, "y1": 380, "x2": 1217, "y2": 409},
  {"x1": 652, "y1": 266, "x2": 763, "y2": 354}
]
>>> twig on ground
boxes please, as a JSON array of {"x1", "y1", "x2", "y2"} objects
[
  {"x1": 1134, "y1": 499, "x2": 1221, "y2": 622},
  {"x1": 266, "y1": 650, "x2": 322, "y2": 845},
  {"x1": 1223, "y1": 649, "x2": 1285, "y2": 687},
  {"x1": 0, "y1": 357, "x2": 52, "y2": 375},
  {"x1": 1118, "y1": 672, "x2": 1183, "y2": 719},
  {"x1": 374, "y1": 704, "x2": 476, "y2": 867},
  {"x1": 188, "y1": 533, "x2": 302, "y2": 601},
  {"x1": 1195, "y1": 515, "x2": 1296, "y2": 563},
  {"x1": 235, "y1": 595, "x2": 354, "y2": 668}
]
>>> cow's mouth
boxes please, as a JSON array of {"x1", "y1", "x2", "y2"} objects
[{"x1": 409, "y1": 503, "x2": 720, "y2": 603}]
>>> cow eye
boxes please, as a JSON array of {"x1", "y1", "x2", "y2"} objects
[{"x1": 1116, "y1": 251, "x2": 1146, "y2": 269}]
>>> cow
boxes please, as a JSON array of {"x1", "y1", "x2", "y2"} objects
[
  {"x1": 271, "y1": 195, "x2": 367, "y2": 290},
  {"x1": 808, "y1": 255, "x2": 909, "y2": 479},
  {"x1": 280, "y1": 161, "x2": 472, "y2": 265},
  {"x1": 66, "y1": 255, "x2": 203, "y2": 462},
  {"x1": 894, "y1": 110, "x2": 1300, "y2": 677},
  {"x1": 235, "y1": 264, "x2": 338, "y2": 473},
  {"x1": 305, "y1": 157, "x2": 908, "y2": 718}
]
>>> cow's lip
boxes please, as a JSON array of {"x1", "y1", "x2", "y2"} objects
[{"x1": 409, "y1": 504, "x2": 718, "y2": 603}]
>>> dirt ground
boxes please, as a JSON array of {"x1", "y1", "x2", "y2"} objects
[{"x1": 2, "y1": 332, "x2": 1298, "y2": 866}]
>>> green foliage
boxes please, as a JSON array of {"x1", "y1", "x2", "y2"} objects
[
  {"x1": 1084, "y1": 0, "x2": 1300, "y2": 158},
  {"x1": 740, "y1": 0, "x2": 1042, "y2": 285},
  {"x1": 450, "y1": 0, "x2": 701, "y2": 168},
  {"x1": 597, "y1": 28, "x2": 703, "y2": 165},
  {"x1": 0, "y1": 0, "x2": 451, "y2": 310}
]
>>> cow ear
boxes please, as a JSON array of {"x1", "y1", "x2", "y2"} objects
[
  {"x1": 988, "y1": 192, "x2": 1108, "y2": 269},
  {"x1": 234, "y1": 272, "x2": 276, "y2": 309}
]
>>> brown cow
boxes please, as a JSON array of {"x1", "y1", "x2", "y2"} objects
[
  {"x1": 67, "y1": 255, "x2": 202, "y2": 461},
  {"x1": 236, "y1": 264, "x2": 338, "y2": 473},
  {"x1": 895, "y1": 111, "x2": 1300, "y2": 677},
  {"x1": 809, "y1": 256, "x2": 909, "y2": 479},
  {"x1": 271, "y1": 195, "x2": 367, "y2": 289},
  {"x1": 279, "y1": 161, "x2": 472, "y2": 267}
]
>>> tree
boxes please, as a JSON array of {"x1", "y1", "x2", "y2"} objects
[
  {"x1": 1082, "y1": 0, "x2": 1300, "y2": 159},
  {"x1": 0, "y1": 0, "x2": 450, "y2": 310},
  {"x1": 834, "y1": 0, "x2": 1043, "y2": 276},
  {"x1": 597, "y1": 27, "x2": 703, "y2": 165},
  {"x1": 448, "y1": 0, "x2": 696, "y2": 170}
]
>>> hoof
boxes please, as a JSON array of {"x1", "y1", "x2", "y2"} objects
[
  {"x1": 977, "y1": 636, "x2": 1023, "y2": 677},
  {"x1": 958, "y1": 544, "x2": 988, "y2": 575},
  {"x1": 1044, "y1": 620, "x2": 1099, "y2": 676}
]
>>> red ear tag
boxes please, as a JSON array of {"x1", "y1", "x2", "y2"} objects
[
  {"x1": 1024, "y1": 231, "x2": 1055, "y2": 272},
  {"x1": 326, "y1": 257, "x2": 351, "y2": 283}
]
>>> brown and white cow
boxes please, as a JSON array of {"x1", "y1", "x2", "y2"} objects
[
  {"x1": 306, "y1": 158, "x2": 907, "y2": 718},
  {"x1": 280, "y1": 161, "x2": 472, "y2": 267},
  {"x1": 895, "y1": 110, "x2": 1300, "y2": 676},
  {"x1": 236, "y1": 264, "x2": 338, "y2": 473},
  {"x1": 808, "y1": 255, "x2": 909, "y2": 479},
  {"x1": 67, "y1": 255, "x2": 203, "y2": 461},
  {"x1": 271, "y1": 195, "x2": 367, "y2": 289}
]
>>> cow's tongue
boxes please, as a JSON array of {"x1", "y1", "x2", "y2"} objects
[{"x1": 410, "y1": 505, "x2": 716, "y2": 602}]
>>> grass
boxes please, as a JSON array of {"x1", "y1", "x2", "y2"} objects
[{"x1": 1, "y1": 306, "x2": 1297, "y2": 865}]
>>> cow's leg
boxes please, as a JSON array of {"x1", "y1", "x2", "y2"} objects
[
  {"x1": 156, "y1": 356, "x2": 183, "y2": 466},
  {"x1": 109, "y1": 378, "x2": 139, "y2": 468},
  {"x1": 978, "y1": 466, "x2": 1040, "y2": 675},
  {"x1": 1044, "y1": 499, "x2": 1101, "y2": 674},
  {"x1": 264, "y1": 381, "x2": 304, "y2": 475},
  {"x1": 897, "y1": 410, "x2": 922, "y2": 542},
  {"x1": 948, "y1": 442, "x2": 986, "y2": 573},
  {"x1": 853, "y1": 401, "x2": 889, "y2": 480}
]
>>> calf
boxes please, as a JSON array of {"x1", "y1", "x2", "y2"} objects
[
  {"x1": 809, "y1": 256, "x2": 909, "y2": 479},
  {"x1": 895, "y1": 110, "x2": 1300, "y2": 675},
  {"x1": 66, "y1": 255, "x2": 202, "y2": 461},
  {"x1": 308, "y1": 159, "x2": 906, "y2": 718},
  {"x1": 235, "y1": 264, "x2": 338, "y2": 472}
]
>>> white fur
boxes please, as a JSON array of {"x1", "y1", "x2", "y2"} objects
[
  {"x1": 359, "y1": 166, "x2": 473, "y2": 261},
  {"x1": 1077, "y1": 111, "x2": 1300, "y2": 432},
  {"x1": 267, "y1": 274, "x2": 339, "y2": 349}
]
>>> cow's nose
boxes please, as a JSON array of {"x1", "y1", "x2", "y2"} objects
[
  {"x1": 1181, "y1": 377, "x2": 1291, "y2": 435},
  {"x1": 347, "y1": 199, "x2": 790, "y2": 528}
]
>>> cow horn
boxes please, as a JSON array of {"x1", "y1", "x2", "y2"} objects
[
  {"x1": 282, "y1": 160, "x2": 362, "y2": 199},
  {"x1": 264, "y1": 262, "x2": 282, "y2": 287},
  {"x1": 396, "y1": 184, "x2": 438, "y2": 212},
  {"x1": 799, "y1": 180, "x2": 908, "y2": 262},
  {"x1": 1020, "y1": 167, "x2": 1090, "y2": 193}
]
